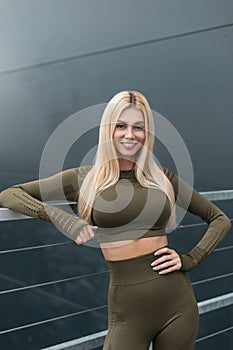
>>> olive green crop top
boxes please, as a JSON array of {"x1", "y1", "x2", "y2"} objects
[
  {"x1": 91, "y1": 169, "x2": 170, "y2": 242},
  {"x1": 0, "y1": 165, "x2": 231, "y2": 272}
]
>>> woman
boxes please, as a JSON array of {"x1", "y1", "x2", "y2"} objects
[{"x1": 0, "y1": 91, "x2": 231, "y2": 350}]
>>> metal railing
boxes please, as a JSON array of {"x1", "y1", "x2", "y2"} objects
[
  {"x1": 41, "y1": 291, "x2": 233, "y2": 349},
  {"x1": 0, "y1": 189, "x2": 232, "y2": 349},
  {"x1": 1, "y1": 189, "x2": 233, "y2": 222}
]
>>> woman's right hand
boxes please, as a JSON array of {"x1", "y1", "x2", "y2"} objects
[{"x1": 75, "y1": 225, "x2": 98, "y2": 245}]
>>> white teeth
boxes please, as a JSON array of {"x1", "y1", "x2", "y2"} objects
[{"x1": 121, "y1": 142, "x2": 136, "y2": 149}]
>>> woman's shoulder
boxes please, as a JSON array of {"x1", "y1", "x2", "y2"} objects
[
  {"x1": 72, "y1": 165, "x2": 94, "y2": 184},
  {"x1": 65, "y1": 165, "x2": 93, "y2": 175},
  {"x1": 59, "y1": 165, "x2": 93, "y2": 186},
  {"x1": 76, "y1": 165, "x2": 93, "y2": 176},
  {"x1": 59, "y1": 165, "x2": 93, "y2": 194}
]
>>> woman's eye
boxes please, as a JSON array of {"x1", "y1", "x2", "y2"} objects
[
  {"x1": 115, "y1": 124, "x2": 144, "y2": 130},
  {"x1": 116, "y1": 124, "x2": 125, "y2": 129}
]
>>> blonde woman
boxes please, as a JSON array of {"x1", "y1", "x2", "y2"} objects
[{"x1": 0, "y1": 91, "x2": 231, "y2": 350}]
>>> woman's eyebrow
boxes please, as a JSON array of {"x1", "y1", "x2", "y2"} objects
[{"x1": 117, "y1": 120, "x2": 145, "y2": 125}]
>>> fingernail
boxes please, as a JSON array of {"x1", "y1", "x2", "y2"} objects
[
  {"x1": 150, "y1": 262, "x2": 155, "y2": 266},
  {"x1": 154, "y1": 251, "x2": 158, "y2": 256}
]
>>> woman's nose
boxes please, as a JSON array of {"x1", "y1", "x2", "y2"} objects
[{"x1": 125, "y1": 127, "x2": 135, "y2": 138}]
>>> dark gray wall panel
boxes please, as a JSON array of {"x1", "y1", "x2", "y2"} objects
[
  {"x1": 0, "y1": 276, "x2": 108, "y2": 329},
  {"x1": 196, "y1": 306, "x2": 233, "y2": 349},
  {"x1": 0, "y1": 26, "x2": 233, "y2": 188},
  {"x1": 0, "y1": 244, "x2": 107, "y2": 291},
  {"x1": 0, "y1": 309, "x2": 108, "y2": 350},
  {"x1": 0, "y1": 0, "x2": 233, "y2": 72}
]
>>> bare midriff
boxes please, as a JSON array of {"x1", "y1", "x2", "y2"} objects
[{"x1": 100, "y1": 235, "x2": 168, "y2": 261}]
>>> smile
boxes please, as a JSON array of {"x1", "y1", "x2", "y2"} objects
[{"x1": 120, "y1": 142, "x2": 137, "y2": 149}]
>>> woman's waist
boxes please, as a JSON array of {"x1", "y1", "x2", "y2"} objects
[
  {"x1": 101, "y1": 235, "x2": 168, "y2": 261},
  {"x1": 105, "y1": 247, "x2": 168, "y2": 285}
]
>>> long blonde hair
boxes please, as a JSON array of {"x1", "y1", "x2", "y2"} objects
[{"x1": 78, "y1": 90, "x2": 176, "y2": 231}]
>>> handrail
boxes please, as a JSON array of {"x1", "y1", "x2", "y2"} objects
[
  {"x1": 0, "y1": 189, "x2": 232, "y2": 222},
  {"x1": 0, "y1": 189, "x2": 232, "y2": 349},
  {"x1": 41, "y1": 293, "x2": 233, "y2": 350},
  {"x1": 0, "y1": 201, "x2": 71, "y2": 221}
]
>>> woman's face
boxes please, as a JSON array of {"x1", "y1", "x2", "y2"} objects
[{"x1": 113, "y1": 107, "x2": 145, "y2": 162}]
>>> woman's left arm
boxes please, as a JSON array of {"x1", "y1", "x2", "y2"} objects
[{"x1": 152, "y1": 167, "x2": 231, "y2": 273}]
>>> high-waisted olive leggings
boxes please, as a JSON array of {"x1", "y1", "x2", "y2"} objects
[{"x1": 104, "y1": 251, "x2": 199, "y2": 350}]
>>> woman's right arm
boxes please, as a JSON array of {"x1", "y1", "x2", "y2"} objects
[{"x1": 0, "y1": 167, "x2": 92, "y2": 241}]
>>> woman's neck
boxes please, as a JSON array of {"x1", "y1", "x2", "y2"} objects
[{"x1": 118, "y1": 159, "x2": 135, "y2": 171}]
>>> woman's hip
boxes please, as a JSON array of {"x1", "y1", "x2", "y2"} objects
[{"x1": 106, "y1": 251, "x2": 198, "y2": 323}]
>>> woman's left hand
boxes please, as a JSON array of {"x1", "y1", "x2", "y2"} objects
[{"x1": 151, "y1": 247, "x2": 182, "y2": 274}]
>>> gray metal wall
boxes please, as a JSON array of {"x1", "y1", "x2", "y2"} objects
[{"x1": 0, "y1": 1, "x2": 232, "y2": 349}]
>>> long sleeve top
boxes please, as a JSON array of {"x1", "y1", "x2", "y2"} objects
[{"x1": 0, "y1": 166, "x2": 231, "y2": 272}]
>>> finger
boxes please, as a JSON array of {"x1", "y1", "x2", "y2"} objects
[
  {"x1": 75, "y1": 225, "x2": 98, "y2": 245},
  {"x1": 87, "y1": 225, "x2": 98, "y2": 237},
  {"x1": 152, "y1": 255, "x2": 181, "y2": 267},
  {"x1": 157, "y1": 265, "x2": 179, "y2": 275},
  {"x1": 86, "y1": 226, "x2": 95, "y2": 239},
  {"x1": 80, "y1": 225, "x2": 97, "y2": 241},
  {"x1": 75, "y1": 236, "x2": 83, "y2": 245},
  {"x1": 152, "y1": 258, "x2": 181, "y2": 272},
  {"x1": 154, "y1": 247, "x2": 171, "y2": 256},
  {"x1": 151, "y1": 255, "x2": 170, "y2": 266},
  {"x1": 152, "y1": 259, "x2": 174, "y2": 271},
  {"x1": 157, "y1": 258, "x2": 182, "y2": 274},
  {"x1": 79, "y1": 230, "x2": 87, "y2": 242},
  {"x1": 151, "y1": 250, "x2": 176, "y2": 266}
]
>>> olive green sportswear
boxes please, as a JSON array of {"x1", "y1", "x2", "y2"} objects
[{"x1": 0, "y1": 166, "x2": 231, "y2": 272}]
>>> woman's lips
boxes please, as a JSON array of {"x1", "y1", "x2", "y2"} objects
[{"x1": 120, "y1": 142, "x2": 137, "y2": 149}]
